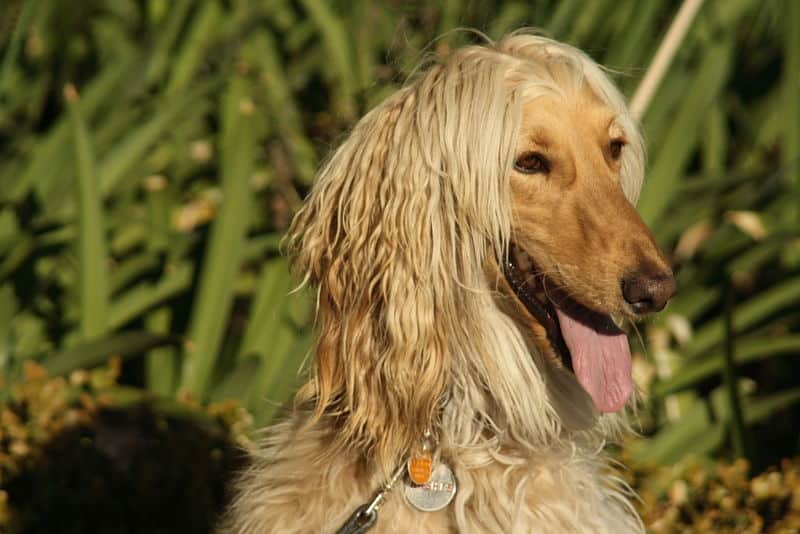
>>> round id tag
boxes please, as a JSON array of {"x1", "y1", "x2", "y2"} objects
[{"x1": 403, "y1": 462, "x2": 457, "y2": 512}]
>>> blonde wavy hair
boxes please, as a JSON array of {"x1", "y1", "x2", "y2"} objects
[
  {"x1": 287, "y1": 31, "x2": 646, "y2": 474},
  {"x1": 220, "y1": 30, "x2": 663, "y2": 534}
]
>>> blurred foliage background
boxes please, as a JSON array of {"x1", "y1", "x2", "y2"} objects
[{"x1": 0, "y1": 0, "x2": 798, "y2": 532}]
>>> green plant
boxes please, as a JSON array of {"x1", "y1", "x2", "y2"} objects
[
  {"x1": 628, "y1": 457, "x2": 800, "y2": 533},
  {"x1": 0, "y1": 0, "x2": 797, "y2": 470}
]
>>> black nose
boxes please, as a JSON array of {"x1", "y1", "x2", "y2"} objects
[{"x1": 621, "y1": 269, "x2": 676, "y2": 314}]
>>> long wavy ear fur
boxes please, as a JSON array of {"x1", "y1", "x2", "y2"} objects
[{"x1": 287, "y1": 48, "x2": 519, "y2": 472}]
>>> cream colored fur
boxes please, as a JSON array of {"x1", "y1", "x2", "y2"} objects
[{"x1": 220, "y1": 32, "x2": 648, "y2": 533}]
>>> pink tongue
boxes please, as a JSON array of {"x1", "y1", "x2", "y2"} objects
[{"x1": 555, "y1": 308, "x2": 632, "y2": 413}]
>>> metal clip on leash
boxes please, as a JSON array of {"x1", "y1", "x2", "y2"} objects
[{"x1": 336, "y1": 463, "x2": 406, "y2": 534}]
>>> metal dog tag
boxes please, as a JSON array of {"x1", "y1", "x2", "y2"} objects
[{"x1": 403, "y1": 463, "x2": 456, "y2": 512}]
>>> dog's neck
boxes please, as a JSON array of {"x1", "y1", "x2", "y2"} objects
[
  {"x1": 304, "y1": 275, "x2": 629, "y2": 475},
  {"x1": 432, "y1": 289, "x2": 627, "y2": 460}
]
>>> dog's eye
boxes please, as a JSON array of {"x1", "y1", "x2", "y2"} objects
[
  {"x1": 514, "y1": 152, "x2": 550, "y2": 174},
  {"x1": 609, "y1": 139, "x2": 625, "y2": 160}
]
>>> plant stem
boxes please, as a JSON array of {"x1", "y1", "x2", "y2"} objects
[
  {"x1": 630, "y1": 0, "x2": 705, "y2": 120},
  {"x1": 722, "y1": 279, "x2": 749, "y2": 463}
]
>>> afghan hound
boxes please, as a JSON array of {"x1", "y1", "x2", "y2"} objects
[{"x1": 221, "y1": 32, "x2": 676, "y2": 533}]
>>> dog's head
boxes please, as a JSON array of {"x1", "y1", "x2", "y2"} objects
[
  {"x1": 289, "y1": 33, "x2": 674, "y2": 467},
  {"x1": 496, "y1": 45, "x2": 675, "y2": 416}
]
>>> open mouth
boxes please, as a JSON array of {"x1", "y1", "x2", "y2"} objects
[{"x1": 503, "y1": 244, "x2": 633, "y2": 414}]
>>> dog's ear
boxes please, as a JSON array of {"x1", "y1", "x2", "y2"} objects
[
  {"x1": 287, "y1": 56, "x2": 519, "y2": 471},
  {"x1": 287, "y1": 88, "x2": 448, "y2": 470}
]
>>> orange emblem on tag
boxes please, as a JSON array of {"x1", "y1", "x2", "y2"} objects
[{"x1": 408, "y1": 450, "x2": 432, "y2": 485}]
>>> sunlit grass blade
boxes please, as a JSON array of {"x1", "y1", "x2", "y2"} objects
[
  {"x1": 7, "y1": 53, "x2": 138, "y2": 203},
  {"x1": 179, "y1": 75, "x2": 257, "y2": 399},
  {"x1": 637, "y1": 68, "x2": 691, "y2": 154},
  {"x1": 144, "y1": 175, "x2": 172, "y2": 253},
  {"x1": 210, "y1": 356, "x2": 260, "y2": 403},
  {"x1": 110, "y1": 222, "x2": 148, "y2": 257},
  {"x1": 108, "y1": 262, "x2": 193, "y2": 330},
  {"x1": 710, "y1": 385, "x2": 800, "y2": 437},
  {"x1": 637, "y1": 382, "x2": 800, "y2": 466},
  {"x1": 145, "y1": 306, "x2": 176, "y2": 396},
  {"x1": 653, "y1": 335, "x2": 800, "y2": 397},
  {"x1": 605, "y1": 0, "x2": 664, "y2": 73},
  {"x1": 245, "y1": 320, "x2": 294, "y2": 417},
  {"x1": 65, "y1": 84, "x2": 110, "y2": 341},
  {"x1": 633, "y1": 400, "x2": 724, "y2": 465},
  {"x1": 630, "y1": 384, "x2": 748, "y2": 476},
  {"x1": 488, "y1": 3, "x2": 528, "y2": 39},
  {"x1": 163, "y1": 0, "x2": 222, "y2": 96},
  {"x1": 567, "y1": 0, "x2": 613, "y2": 46},
  {"x1": 545, "y1": 0, "x2": 579, "y2": 39},
  {"x1": 721, "y1": 281, "x2": 748, "y2": 460},
  {"x1": 785, "y1": 0, "x2": 800, "y2": 223},
  {"x1": 682, "y1": 276, "x2": 800, "y2": 359},
  {"x1": 141, "y1": 173, "x2": 177, "y2": 396},
  {"x1": 656, "y1": 283, "x2": 719, "y2": 325},
  {"x1": 9, "y1": 311, "x2": 45, "y2": 360},
  {"x1": 98, "y1": 83, "x2": 214, "y2": 195},
  {"x1": 144, "y1": 0, "x2": 193, "y2": 85},
  {"x1": 744, "y1": 387, "x2": 800, "y2": 423},
  {"x1": 0, "y1": 284, "x2": 16, "y2": 366},
  {"x1": 726, "y1": 238, "x2": 783, "y2": 277},
  {"x1": 242, "y1": 234, "x2": 282, "y2": 262},
  {"x1": 0, "y1": 0, "x2": 38, "y2": 97},
  {"x1": 237, "y1": 257, "x2": 313, "y2": 419},
  {"x1": 262, "y1": 0, "x2": 295, "y2": 31},
  {"x1": 253, "y1": 334, "x2": 312, "y2": 426},
  {"x1": 701, "y1": 102, "x2": 726, "y2": 175},
  {"x1": 638, "y1": 37, "x2": 733, "y2": 225},
  {"x1": 237, "y1": 258, "x2": 292, "y2": 361},
  {"x1": 0, "y1": 235, "x2": 33, "y2": 281},
  {"x1": 298, "y1": 0, "x2": 357, "y2": 119},
  {"x1": 110, "y1": 254, "x2": 160, "y2": 294},
  {"x1": 0, "y1": 209, "x2": 17, "y2": 251},
  {"x1": 42, "y1": 331, "x2": 176, "y2": 377},
  {"x1": 437, "y1": 0, "x2": 461, "y2": 43},
  {"x1": 0, "y1": 283, "x2": 19, "y2": 403},
  {"x1": 247, "y1": 31, "x2": 316, "y2": 185}
]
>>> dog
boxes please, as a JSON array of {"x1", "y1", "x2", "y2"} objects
[{"x1": 221, "y1": 32, "x2": 676, "y2": 533}]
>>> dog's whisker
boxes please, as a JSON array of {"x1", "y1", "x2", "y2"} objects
[{"x1": 628, "y1": 319, "x2": 649, "y2": 360}]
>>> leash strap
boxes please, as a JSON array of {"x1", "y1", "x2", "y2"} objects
[
  {"x1": 336, "y1": 504, "x2": 378, "y2": 534},
  {"x1": 336, "y1": 463, "x2": 406, "y2": 534}
]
